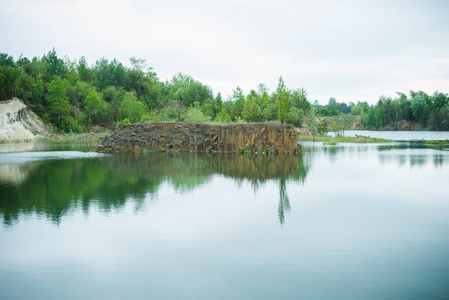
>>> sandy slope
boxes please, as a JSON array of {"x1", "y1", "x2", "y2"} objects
[{"x1": 0, "y1": 98, "x2": 53, "y2": 141}]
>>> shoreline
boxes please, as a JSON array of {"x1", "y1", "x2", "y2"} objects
[
  {"x1": 2, "y1": 129, "x2": 448, "y2": 146},
  {"x1": 298, "y1": 135, "x2": 394, "y2": 144}
]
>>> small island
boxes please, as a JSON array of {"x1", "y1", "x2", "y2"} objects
[{"x1": 98, "y1": 122, "x2": 300, "y2": 154}]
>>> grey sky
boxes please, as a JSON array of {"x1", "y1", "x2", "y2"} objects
[{"x1": 1, "y1": 0, "x2": 448, "y2": 104}]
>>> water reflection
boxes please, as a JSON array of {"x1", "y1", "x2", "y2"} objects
[
  {"x1": 301, "y1": 142, "x2": 449, "y2": 169},
  {"x1": 278, "y1": 178, "x2": 290, "y2": 225},
  {"x1": 0, "y1": 153, "x2": 309, "y2": 227},
  {"x1": 377, "y1": 142, "x2": 449, "y2": 168},
  {"x1": 0, "y1": 141, "x2": 99, "y2": 153},
  {"x1": 3, "y1": 141, "x2": 448, "y2": 227}
]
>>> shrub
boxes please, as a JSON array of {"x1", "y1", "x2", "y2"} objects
[
  {"x1": 286, "y1": 107, "x2": 303, "y2": 127},
  {"x1": 182, "y1": 107, "x2": 211, "y2": 123}
]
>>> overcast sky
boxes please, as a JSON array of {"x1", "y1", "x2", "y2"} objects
[{"x1": 1, "y1": 0, "x2": 449, "y2": 104}]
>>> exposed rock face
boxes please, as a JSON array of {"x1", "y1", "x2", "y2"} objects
[
  {"x1": 0, "y1": 98, "x2": 53, "y2": 141},
  {"x1": 381, "y1": 120, "x2": 420, "y2": 131},
  {"x1": 98, "y1": 123, "x2": 300, "y2": 154}
]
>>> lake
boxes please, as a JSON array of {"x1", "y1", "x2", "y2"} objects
[
  {"x1": 328, "y1": 130, "x2": 449, "y2": 141},
  {"x1": 1, "y1": 138, "x2": 449, "y2": 300}
]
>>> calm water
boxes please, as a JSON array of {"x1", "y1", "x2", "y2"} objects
[
  {"x1": 329, "y1": 130, "x2": 449, "y2": 141},
  {"x1": 1, "y1": 139, "x2": 449, "y2": 300}
]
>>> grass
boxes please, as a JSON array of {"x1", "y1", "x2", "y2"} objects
[
  {"x1": 0, "y1": 138, "x2": 35, "y2": 144},
  {"x1": 37, "y1": 131, "x2": 109, "y2": 144},
  {"x1": 298, "y1": 135, "x2": 394, "y2": 144},
  {"x1": 423, "y1": 139, "x2": 449, "y2": 145}
]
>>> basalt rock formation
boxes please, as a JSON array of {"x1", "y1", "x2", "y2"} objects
[{"x1": 98, "y1": 123, "x2": 300, "y2": 154}]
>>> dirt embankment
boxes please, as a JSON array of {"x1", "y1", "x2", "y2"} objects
[
  {"x1": 0, "y1": 98, "x2": 53, "y2": 141},
  {"x1": 98, "y1": 123, "x2": 300, "y2": 154}
]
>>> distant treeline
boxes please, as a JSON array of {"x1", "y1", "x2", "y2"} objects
[
  {"x1": 315, "y1": 93, "x2": 449, "y2": 131},
  {"x1": 1, "y1": 49, "x2": 448, "y2": 132}
]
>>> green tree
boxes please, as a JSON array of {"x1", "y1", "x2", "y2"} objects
[
  {"x1": 77, "y1": 56, "x2": 94, "y2": 82},
  {"x1": 94, "y1": 58, "x2": 126, "y2": 90},
  {"x1": 84, "y1": 89, "x2": 107, "y2": 125},
  {"x1": 0, "y1": 54, "x2": 17, "y2": 100},
  {"x1": 242, "y1": 95, "x2": 262, "y2": 122},
  {"x1": 119, "y1": 92, "x2": 148, "y2": 122},
  {"x1": 182, "y1": 105, "x2": 211, "y2": 123},
  {"x1": 276, "y1": 77, "x2": 290, "y2": 124},
  {"x1": 231, "y1": 86, "x2": 245, "y2": 120},
  {"x1": 290, "y1": 88, "x2": 310, "y2": 112},
  {"x1": 411, "y1": 94, "x2": 426, "y2": 124},
  {"x1": 46, "y1": 75, "x2": 71, "y2": 129},
  {"x1": 317, "y1": 118, "x2": 329, "y2": 134},
  {"x1": 285, "y1": 106, "x2": 303, "y2": 127},
  {"x1": 42, "y1": 48, "x2": 68, "y2": 80},
  {"x1": 215, "y1": 104, "x2": 231, "y2": 123}
]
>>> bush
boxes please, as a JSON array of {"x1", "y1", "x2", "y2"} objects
[
  {"x1": 286, "y1": 107, "x2": 303, "y2": 127},
  {"x1": 115, "y1": 118, "x2": 131, "y2": 130},
  {"x1": 182, "y1": 107, "x2": 211, "y2": 123},
  {"x1": 215, "y1": 106, "x2": 231, "y2": 123},
  {"x1": 317, "y1": 119, "x2": 329, "y2": 134}
]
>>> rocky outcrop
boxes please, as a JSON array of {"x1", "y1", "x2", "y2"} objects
[
  {"x1": 0, "y1": 98, "x2": 53, "y2": 141},
  {"x1": 98, "y1": 123, "x2": 300, "y2": 154},
  {"x1": 381, "y1": 120, "x2": 420, "y2": 131}
]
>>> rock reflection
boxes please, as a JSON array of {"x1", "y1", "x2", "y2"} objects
[
  {"x1": 0, "y1": 162, "x2": 41, "y2": 185},
  {"x1": 0, "y1": 153, "x2": 309, "y2": 227}
]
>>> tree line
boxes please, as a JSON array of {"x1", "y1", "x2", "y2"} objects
[
  {"x1": 313, "y1": 92, "x2": 449, "y2": 131},
  {"x1": 1, "y1": 49, "x2": 448, "y2": 133}
]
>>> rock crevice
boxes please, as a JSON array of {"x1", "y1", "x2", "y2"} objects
[{"x1": 98, "y1": 123, "x2": 300, "y2": 154}]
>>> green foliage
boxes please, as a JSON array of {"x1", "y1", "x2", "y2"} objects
[
  {"x1": 411, "y1": 95, "x2": 426, "y2": 123},
  {"x1": 182, "y1": 106, "x2": 211, "y2": 123},
  {"x1": 262, "y1": 99, "x2": 278, "y2": 121},
  {"x1": 1, "y1": 49, "x2": 448, "y2": 133},
  {"x1": 330, "y1": 121, "x2": 344, "y2": 136},
  {"x1": 242, "y1": 95, "x2": 262, "y2": 122},
  {"x1": 77, "y1": 56, "x2": 94, "y2": 82},
  {"x1": 215, "y1": 104, "x2": 231, "y2": 123},
  {"x1": 169, "y1": 73, "x2": 213, "y2": 107},
  {"x1": 119, "y1": 92, "x2": 148, "y2": 123},
  {"x1": 42, "y1": 48, "x2": 68, "y2": 80},
  {"x1": 115, "y1": 118, "x2": 131, "y2": 130},
  {"x1": 231, "y1": 86, "x2": 245, "y2": 120},
  {"x1": 46, "y1": 76, "x2": 71, "y2": 129},
  {"x1": 156, "y1": 101, "x2": 186, "y2": 121},
  {"x1": 290, "y1": 88, "x2": 310, "y2": 112},
  {"x1": 32, "y1": 75, "x2": 44, "y2": 104},
  {"x1": 298, "y1": 135, "x2": 393, "y2": 143},
  {"x1": 84, "y1": 89, "x2": 107, "y2": 125},
  {"x1": 236, "y1": 116, "x2": 245, "y2": 123},
  {"x1": 94, "y1": 58, "x2": 126, "y2": 90},
  {"x1": 275, "y1": 77, "x2": 290, "y2": 124},
  {"x1": 285, "y1": 106, "x2": 303, "y2": 127},
  {"x1": 317, "y1": 119, "x2": 329, "y2": 134}
]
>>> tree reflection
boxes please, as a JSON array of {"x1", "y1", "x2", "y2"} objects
[
  {"x1": 0, "y1": 153, "x2": 310, "y2": 227},
  {"x1": 377, "y1": 143, "x2": 449, "y2": 168},
  {"x1": 278, "y1": 178, "x2": 291, "y2": 226}
]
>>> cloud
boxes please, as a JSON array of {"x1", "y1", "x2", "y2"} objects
[{"x1": 1, "y1": 0, "x2": 448, "y2": 103}]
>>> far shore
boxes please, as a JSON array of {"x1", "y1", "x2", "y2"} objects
[
  {"x1": 2, "y1": 128, "x2": 448, "y2": 146},
  {"x1": 298, "y1": 135, "x2": 394, "y2": 144}
]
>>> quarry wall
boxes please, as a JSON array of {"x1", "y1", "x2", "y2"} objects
[{"x1": 98, "y1": 123, "x2": 300, "y2": 154}]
